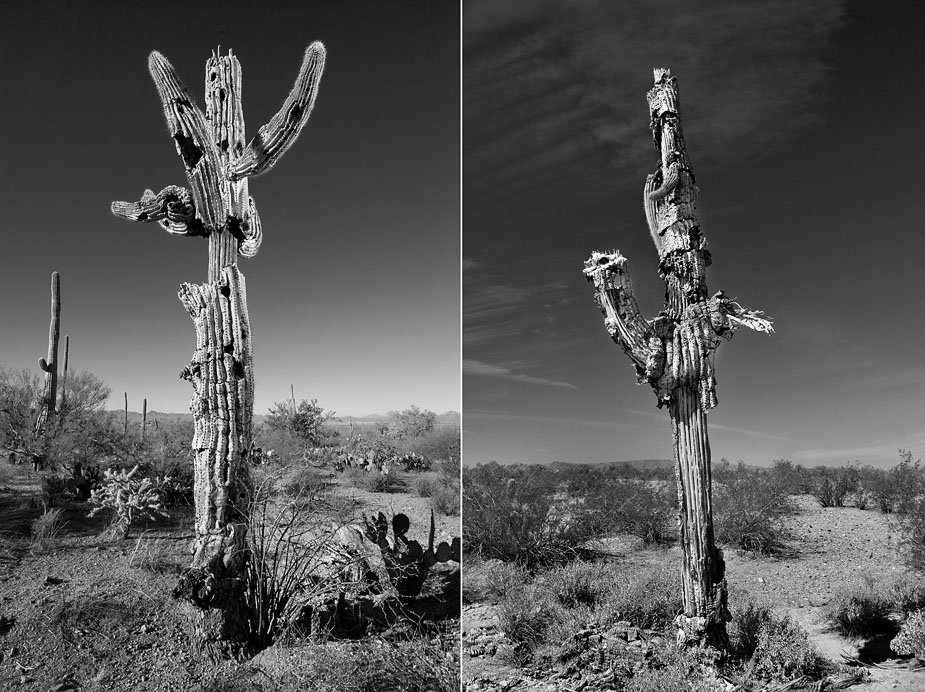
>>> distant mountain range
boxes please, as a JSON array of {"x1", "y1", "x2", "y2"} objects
[{"x1": 112, "y1": 410, "x2": 461, "y2": 427}]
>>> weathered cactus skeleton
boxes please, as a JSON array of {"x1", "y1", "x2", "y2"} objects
[
  {"x1": 584, "y1": 69, "x2": 772, "y2": 648},
  {"x1": 111, "y1": 44, "x2": 325, "y2": 652}
]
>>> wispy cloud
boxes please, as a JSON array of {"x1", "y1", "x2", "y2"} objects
[
  {"x1": 623, "y1": 408, "x2": 797, "y2": 443},
  {"x1": 465, "y1": 0, "x2": 845, "y2": 207},
  {"x1": 464, "y1": 359, "x2": 577, "y2": 389},
  {"x1": 793, "y1": 430, "x2": 925, "y2": 464},
  {"x1": 465, "y1": 409, "x2": 629, "y2": 429}
]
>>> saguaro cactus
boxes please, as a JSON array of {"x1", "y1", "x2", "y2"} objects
[
  {"x1": 35, "y1": 271, "x2": 60, "y2": 435},
  {"x1": 57, "y1": 335, "x2": 69, "y2": 415},
  {"x1": 583, "y1": 69, "x2": 772, "y2": 648},
  {"x1": 111, "y1": 44, "x2": 325, "y2": 654}
]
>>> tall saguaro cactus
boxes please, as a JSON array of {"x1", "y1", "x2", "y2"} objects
[
  {"x1": 111, "y1": 44, "x2": 325, "y2": 654},
  {"x1": 35, "y1": 271, "x2": 61, "y2": 435},
  {"x1": 583, "y1": 69, "x2": 772, "y2": 648}
]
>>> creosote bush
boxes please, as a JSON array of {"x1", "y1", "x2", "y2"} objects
[
  {"x1": 713, "y1": 470, "x2": 793, "y2": 554},
  {"x1": 825, "y1": 575, "x2": 893, "y2": 637},
  {"x1": 811, "y1": 465, "x2": 859, "y2": 508},
  {"x1": 463, "y1": 463, "x2": 602, "y2": 569}
]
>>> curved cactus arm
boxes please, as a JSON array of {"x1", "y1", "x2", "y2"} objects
[
  {"x1": 228, "y1": 42, "x2": 326, "y2": 181},
  {"x1": 647, "y1": 161, "x2": 681, "y2": 201},
  {"x1": 237, "y1": 196, "x2": 263, "y2": 258},
  {"x1": 583, "y1": 250, "x2": 653, "y2": 378},
  {"x1": 111, "y1": 185, "x2": 207, "y2": 236},
  {"x1": 147, "y1": 51, "x2": 222, "y2": 228}
]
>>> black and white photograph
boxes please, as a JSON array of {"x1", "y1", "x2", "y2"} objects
[
  {"x1": 463, "y1": 1, "x2": 925, "y2": 690},
  {"x1": 0, "y1": 1, "x2": 460, "y2": 690}
]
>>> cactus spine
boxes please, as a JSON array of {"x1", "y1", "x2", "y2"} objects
[
  {"x1": 111, "y1": 44, "x2": 325, "y2": 656},
  {"x1": 584, "y1": 69, "x2": 772, "y2": 649},
  {"x1": 35, "y1": 272, "x2": 61, "y2": 435}
]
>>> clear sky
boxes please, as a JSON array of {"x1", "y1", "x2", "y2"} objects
[
  {"x1": 463, "y1": 0, "x2": 925, "y2": 468},
  {"x1": 1, "y1": 1, "x2": 460, "y2": 418}
]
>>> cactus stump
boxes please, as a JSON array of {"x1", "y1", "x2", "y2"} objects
[
  {"x1": 584, "y1": 69, "x2": 772, "y2": 649},
  {"x1": 112, "y1": 44, "x2": 325, "y2": 656}
]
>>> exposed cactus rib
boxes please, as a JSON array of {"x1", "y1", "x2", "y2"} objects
[
  {"x1": 228, "y1": 43, "x2": 326, "y2": 180},
  {"x1": 237, "y1": 196, "x2": 263, "y2": 258},
  {"x1": 647, "y1": 161, "x2": 680, "y2": 200},
  {"x1": 111, "y1": 185, "x2": 206, "y2": 236},
  {"x1": 148, "y1": 51, "x2": 223, "y2": 229}
]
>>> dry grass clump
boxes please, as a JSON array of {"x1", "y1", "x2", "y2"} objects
[
  {"x1": 30, "y1": 506, "x2": 66, "y2": 551},
  {"x1": 713, "y1": 469, "x2": 794, "y2": 555}
]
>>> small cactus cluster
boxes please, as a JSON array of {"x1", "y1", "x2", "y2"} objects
[
  {"x1": 88, "y1": 465, "x2": 168, "y2": 539},
  {"x1": 891, "y1": 610, "x2": 925, "y2": 660},
  {"x1": 332, "y1": 434, "x2": 400, "y2": 474}
]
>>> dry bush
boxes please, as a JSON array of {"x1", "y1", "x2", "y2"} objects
[
  {"x1": 342, "y1": 466, "x2": 400, "y2": 493},
  {"x1": 825, "y1": 575, "x2": 893, "y2": 637},
  {"x1": 243, "y1": 477, "x2": 349, "y2": 652},
  {"x1": 583, "y1": 478, "x2": 676, "y2": 546},
  {"x1": 713, "y1": 469, "x2": 793, "y2": 555},
  {"x1": 811, "y1": 465, "x2": 859, "y2": 508},
  {"x1": 600, "y1": 564, "x2": 682, "y2": 630},
  {"x1": 462, "y1": 557, "x2": 528, "y2": 604},
  {"x1": 30, "y1": 506, "x2": 65, "y2": 551},
  {"x1": 463, "y1": 462, "x2": 602, "y2": 569},
  {"x1": 497, "y1": 582, "x2": 558, "y2": 662},
  {"x1": 887, "y1": 572, "x2": 925, "y2": 617}
]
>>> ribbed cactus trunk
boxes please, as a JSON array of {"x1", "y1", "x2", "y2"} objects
[
  {"x1": 35, "y1": 272, "x2": 60, "y2": 436},
  {"x1": 584, "y1": 69, "x2": 772, "y2": 649},
  {"x1": 111, "y1": 44, "x2": 325, "y2": 657},
  {"x1": 57, "y1": 335, "x2": 69, "y2": 415}
]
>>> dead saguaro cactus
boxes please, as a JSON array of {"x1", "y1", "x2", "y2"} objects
[
  {"x1": 35, "y1": 272, "x2": 61, "y2": 435},
  {"x1": 584, "y1": 69, "x2": 772, "y2": 649},
  {"x1": 111, "y1": 44, "x2": 325, "y2": 656}
]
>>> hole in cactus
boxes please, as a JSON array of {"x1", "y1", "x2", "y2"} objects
[
  {"x1": 219, "y1": 88, "x2": 226, "y2": 102},
  {"x1": 233, "y1": 361, "x2": 245, "y2": 379},
  {"x1": 138, "y1": 212, "x2": 148, "y2": 222},
  {"x1": 220, "y1": 139, "x2": 229, "y2": 152},
  {"x1": 173, "y1": 132, "x2": 203, "y2": 170},
  {"x1": 288, "y1": 103, "x2": 302, "y2": 123}
]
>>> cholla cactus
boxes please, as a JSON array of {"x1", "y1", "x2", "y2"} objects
[
  {"x1": 88, "y1": 465, "x2": 168, "y2": 539},
  {"x1": 892, "y1": 610, "x2": 925, "y2": 660}
]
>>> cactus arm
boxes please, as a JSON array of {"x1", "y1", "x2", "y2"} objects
[
  {"x1": 227, "y1": 43, "x2": 326, "y2": 181},
  {"x1": 147, "y1": 51, "x2": 223, "y2": 228},
  {"x1": 111, "y1": 185, "x2": 207, "y2": 236},
  {"x1": 647, "y1": 161, "x2": 681, "y2": 201},
  {"x1": 583, "y1": 251, "x2": 653, "y2": 378},
  {"x1": 236, "y1": 196, "x2": 263, "y2": 258}
]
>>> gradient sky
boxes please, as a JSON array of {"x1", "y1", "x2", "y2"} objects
[
  {"x1": 463, "y1": 0, "x2": 925, "y2": 467},
  {"x1": 1, "y1": 1, "x2": 460, "y2": 417}
]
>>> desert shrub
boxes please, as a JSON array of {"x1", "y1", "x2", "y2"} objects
[
  {"x1": 243, "y1": 482, "x2": 345, "y2": 652},
  {"x1": 463, "y1": 462, "x2": 602, "y2": 569},
  {"x1": 397, "y1": 452, "x2": 431, "y2": 472},
  {"x1": 87, "y1": 465, "x2": 168, "y2": 539},
  {"x1": 603, "y1": 565, "x2": 683, "y2": 629},
  {"x1": 265, "y1": 397, "x2": 335, "y2": 446},
  {"x1": 713, "y1": 471, "x2": 793, "y2": 554},
  {"x1": 463, "y1": 557, "x2": 528, "y2": 604},
  {"x1": 898, "y1": 497, "x2": 925, "y2": 572},
  {"x1": 891, "y1": 609, "x2": 925, "y2": 660},
  {"x1": 430, "y1": 484, "x2": 460, "y2": 516},
  {"x1": 811, "y1": 465, "x2": 859, "y2": 508},
  {"x1": 497, "y1": 582, "x2": 557, "y2": 662},
  {"x1": 887, "y1": 572, "x2": 925, "y2": 616},
  {"x1": 411, "y1": 475, "x2": 437, "y2": 498},
  {"x1": 751, "y1": 612, "x2": 829, "y2": 680},
  {"x1": 40, "y1": 472, "x2": 72, "y2": 507},
  {"x1": 342, "y1": 466, "x2": 398, "y2": 493},
  {"x1": 624, "y1": 644, "x2": 717, "y2": 692},
  {"x1": 386, "y1": 405, "x2": 437, "y2": 439},
  {"x1": 30, "y1": 507, "x2": 65, "y2": 551},
  {"x1": 768, "y1": 458, "x2": 811, "y2": 495},
  {"x1": 537, "y1": 560, "x2": 610, "y2": 609},
  {"x1": 284, "y1": 467, "x2": 330, "y2": 503},
  {"x1": 584, "y1": 479, "x2": 676, "y2": 545},
  {"x1": 825, "y1": 575, "x2": 893, "y2": 637},
  {"x1": 399, "y1": 426, "x2": 460, "y2": 465}
]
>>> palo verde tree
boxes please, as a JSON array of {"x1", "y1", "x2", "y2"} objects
[
  {"x1": 111, "y1": 44, "x2": 325, "y2": 655},
  {"x1": 583, "y1": 69, "x2": 772, "y2": 648}
]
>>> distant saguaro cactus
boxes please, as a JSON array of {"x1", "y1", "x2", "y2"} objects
[
  {"x1": 111, "y1": 44, "x2": 325, "y2": 656},
  {"x1": 584, "y1": 69, "x2": 772, "y2": 649},
  {"x1": 35, "y1": 272, "x2": 60, "y2": 435}
]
